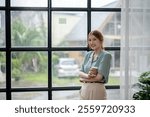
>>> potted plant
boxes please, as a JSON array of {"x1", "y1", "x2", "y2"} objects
[{"x1": 133, "y1": 71, "x2": 150, "y2": 100}]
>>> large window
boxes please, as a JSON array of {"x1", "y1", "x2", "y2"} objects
[{"x1": 0, "y1": 0, "x2": 121, "y2": 100}]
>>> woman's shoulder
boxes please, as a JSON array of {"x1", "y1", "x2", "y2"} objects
[
  {"x1": 82, "y1": 51, "x2": 93, "y2": 60},
  {"x1": 102, "y1": 50, "x2": 112, "y2": 58},
  {"x1": 85, "y1": 51, "x2": 93, "y2": 57}
]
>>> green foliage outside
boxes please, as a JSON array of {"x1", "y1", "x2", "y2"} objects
[
  {"x1": 23, "y1": 72, "x2": 48, "y2": 85},
  {"x1": 11, "y1": 17, "x2": 47, "y2": 81},
  {"x1": 12, "y1": 17, "x2": 46, "y2": 47},
  {"x1": 0, "y1": 53, "x2": 5, "y2": 63},
  {"x1": 12, "y1": 59, "x2": 22, "y2": 81}
]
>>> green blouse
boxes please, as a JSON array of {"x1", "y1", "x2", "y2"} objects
[{"x1": 80, "y1": 50, "x2": 112, "y2": 83}]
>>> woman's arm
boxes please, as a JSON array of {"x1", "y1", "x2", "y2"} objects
[
  {"x1": 90, "y1": 73, "x2": 103, "y2": 82},
  {"x1": 79, "y1": 71, "x2": 89, "y2": 79},
  {"x1": 79, "y1": 70, "x2": 103, "y2": 82},
  {"x1": 80, "y1": 73, "x2": 103, "y2": 82}
]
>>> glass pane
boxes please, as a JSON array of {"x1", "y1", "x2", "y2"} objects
[
  {"x1": 52, "y1": 12, "x2": 87, "y2": 47},
  {"x1": 91, "y1": 0, "x2": 121, "y2": 8},
  {"x1": 53, "y1": 91, "x2": 80, "y2": 100},
  {"x1": 0, "y1": 52, "x2": 6, "y2": 88},
  {"x1": 108, "y1": 51, "x2": 120, "y2": 85},
  {"x1": 52, "y1": 51, "x2": 85, "y2": 87},
  {"x1": 11, "y1": 0, "x2": 47, "y2": 7},
  {"x1": 0, "y1": 0, "x2": 5, "y2": 6},
  {"x1": 91, "y1": 12, "x2": 121, "y2": 47},
  {"x1": 52, "y1": 0, "x2": 87, "y2": 8},
  {"x1": 0, "y1": 93, "x2": 6, "y2": 100},
  {"x1": 11, "y1": 52, "x2": 48, "y2": 88},
  {"x1": 107, "y1": 89, "x2": 120, "y2": 100},
  {"x1": 11, "y1": 11, "x2": 48, "y2": 47},
  {"x1": 12, "y1": 92, "x2": 48, "y2": 100},
  {"x1": 0, "y1": 11, "x2": 5, "y2": 47}
]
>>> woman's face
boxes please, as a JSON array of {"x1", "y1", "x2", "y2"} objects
[{"x1": 88, "y1": 35, "x2": 102, "y2": 51}]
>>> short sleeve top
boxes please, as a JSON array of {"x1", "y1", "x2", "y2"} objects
[{"x1": 80, "y1": 50, "x2": 112, "y2": 83}]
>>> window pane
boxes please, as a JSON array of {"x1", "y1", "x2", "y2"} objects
[
  {"x1": 108, "y1": 51, "x2": 120, "y2": 85},
  {"x1": 11, "y1": 11, "x2": 48, "y2": 47},
  {"x1": 11, "y1": 52, "x2": 48, "y2": 88},
  {"x1": 52, "y1": 0, "x2": 87, "y2": 8},
  {"x1": 52, "y1": 51, "x2": 85, "y2": 87},
  {"x1": 0, "y1": 52, "x2": 6, "y2": 88},
  {"x1": 11, "y1": 0, "x2": 47, "y2": 7},
  {"x1": 12, "y1": 92, "x2": 48, "y2": 100},
  {"x1": 0, "y1": 93, "x2": 6, "y2": 100},
  {"x1": 52, "y1": 12, "x2": 87, "y2": 47},
  {"x1": 91, "y1": 0, "x2": 121, "y2": 8},
  {"x1": 0, "y1": 11, "x2": 5, "y2": 47},
  {"x1": 53, "y1": 91, "x2": 79, "y2": 100},
  {"x1": 91, "y1": 12, "x2": 121, "y2": 47},
  {"x1": 107, "y1": 89, "x2": 120, "y2": 100},
  {"x1": 0, "y1": 0, "x2": 5, "y2": 6}
]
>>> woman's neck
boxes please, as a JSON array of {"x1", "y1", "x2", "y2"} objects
[{"x1": 94, "y1": 48, "x2": 103, "y2": 55}]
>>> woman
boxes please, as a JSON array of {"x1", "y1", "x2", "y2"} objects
[{"x1": 79, "y1": 30, "x2": 112, "y2": 100}]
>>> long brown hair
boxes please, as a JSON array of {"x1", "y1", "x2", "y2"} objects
[{"x1": 88, "y1": 30, "x2": 104, "y2": 49}]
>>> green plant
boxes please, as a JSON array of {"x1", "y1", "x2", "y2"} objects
[
  {"x1": 12, "y1": 58, "x2": 22, "y2": 81},
  {"x1": 133, "y1": 71, "x2": 150, "y2": 100},
  {"x1": 12, "y1": 68, "x2": 21, "y2": 81}
]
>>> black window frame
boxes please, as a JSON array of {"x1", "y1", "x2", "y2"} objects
[{"x1": 0, "y1": 0, "x2": 120, "y2": 100}]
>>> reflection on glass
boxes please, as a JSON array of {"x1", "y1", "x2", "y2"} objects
[
  {"x1": 91, "y1": 0, "x2": 120, "y2": 8},
  {"x1": 12, "y1": 92, "x2": 48, "y2": 100},
  {"x1": 0, "y1": 93, "x2": 6, "y2": 100},
  {"x1": 52, "y1": 12, "x2": 87, "y2": 47},
  {"x1": 11, "y1": 0, "x2": 47, "y2": 7},
  {"x1": 0, "y1": 0, "x2": 5, "y2": 6},
  {"x1": 52, "y1": 0, "x2": 87, "y2": 8},
  {"x1": 11, "y1": 11, "x2": 47, "y2": 47},
  {"x1": 11, "y1": 52, "x2": 48, "y2": 88},
  {"x1": 0, "y1": 11, "x2": 5, "y2": 47},
  {"x1": 53, "y1": 91, "x2": 80, "y2": 100},
  {"x1": 91, "y1": 12, "x2": 121, "y2": 47},
  {"x1": 52, "y1": 51, "x2": 85, "y2": 87},
  {"x1": 0, "y1": 52, "x2": 6, "y2": 88}
]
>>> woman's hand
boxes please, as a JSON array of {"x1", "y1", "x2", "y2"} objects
[
  {"x1": 88, "y1": 68, "x2": 97, "y2": 78},
  {"x1": 79, "y1": 70, "x2": 103, "y2": 82},
  {"x1": 88, "y1": 72, "x2": 96, "y2": 78}
]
